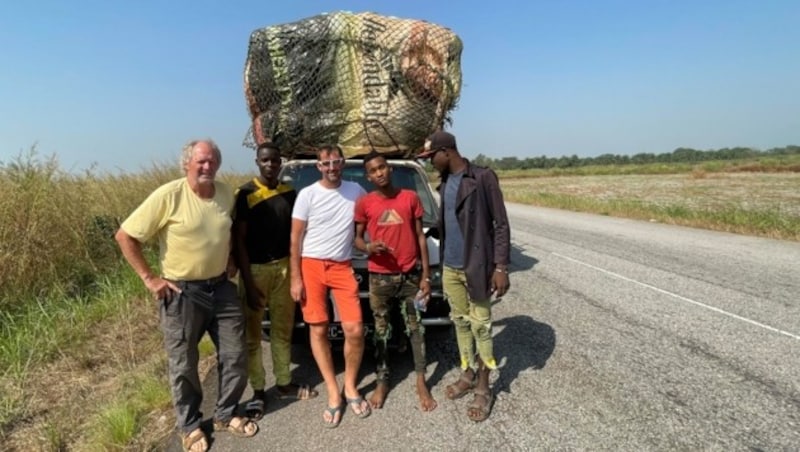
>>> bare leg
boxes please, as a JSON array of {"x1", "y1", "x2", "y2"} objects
[
  {"x1": 341, "y1": 321, "x2": 369, "y2": 415},
  {"x1": 474, "y1": 364, "x2": 490, "y2": 394},
  {"x1": 415, "y1": 372, "x2": 437, "y2": 411},
  {"x1": 308, "y1": 323, "x2": 341, "y2": 421},
  {"x1": 341, "y1": 321, "x2": 365, "y2": 397}
]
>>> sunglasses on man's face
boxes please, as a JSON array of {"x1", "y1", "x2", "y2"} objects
[{"x1": 318, "y1": 158, "x2": 344, "y2": 168}]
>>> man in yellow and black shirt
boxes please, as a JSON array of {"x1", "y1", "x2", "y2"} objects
[{"x1": 233, "y1": 142, "x2": 318, "y2": 420}]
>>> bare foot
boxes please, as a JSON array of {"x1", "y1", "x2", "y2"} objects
[
  {"x1": 416, "y1": 374, "x2": 437, "y2": 412},
  {"x1": 369, "y1": 381, "x2": 389, "y2": 409}
]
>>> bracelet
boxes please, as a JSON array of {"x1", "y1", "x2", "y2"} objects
[
  {"x1": 424, "y1": 277, "x2": 431, "y2": 282},
  {"x1": 365, "y1": 243, "x2": 371, "y2": 253},
  {"x1": 494, "y1": 268, "x2": 508, "y2": 274}
]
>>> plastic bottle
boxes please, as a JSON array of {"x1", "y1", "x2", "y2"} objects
[{"x1": 413, "y1": 289, "x2": 429, "y2": 312}]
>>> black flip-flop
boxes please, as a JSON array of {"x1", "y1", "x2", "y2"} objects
[{"x1": 277, "y1": 383, "x2": 319, "y2": 400}]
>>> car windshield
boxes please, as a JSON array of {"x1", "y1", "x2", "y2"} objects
[{"x1": 280, "y1": 161, "x2": 439, "y2": 227}]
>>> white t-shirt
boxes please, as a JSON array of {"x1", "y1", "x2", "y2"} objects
[{"x1": 292, "y1": 180, "x2": 366, "y2": 261}]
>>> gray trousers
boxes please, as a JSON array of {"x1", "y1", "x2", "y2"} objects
[{"x1": 160, "y1": 278, "x2": 247, "y2": 433}]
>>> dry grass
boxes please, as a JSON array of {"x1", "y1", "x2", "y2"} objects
[
  {"x1": 0, "y1": 283, "x2": 219, "y2": 451},
  {"x1": 500, "y1": 172, "x2": 800, "y2": 240},
  {"x1": 2, "y1": 292, "x2": 161, "y2": 451}
]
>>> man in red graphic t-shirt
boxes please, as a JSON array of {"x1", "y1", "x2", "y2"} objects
[{"x1": 354, "y1": 151, "x2": 437, "y2": 412}]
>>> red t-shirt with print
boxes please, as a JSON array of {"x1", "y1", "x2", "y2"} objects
[{"x1": 354, "y1": 189, "x2": 423, "y2": 274}]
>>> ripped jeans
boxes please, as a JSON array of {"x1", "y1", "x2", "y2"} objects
[{"x1": 442, "y1": 266, "x2": 496, "y2": 371}]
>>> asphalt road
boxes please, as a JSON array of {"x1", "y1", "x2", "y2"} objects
[{"x1": 167, "y1": 203, "x2": 800, "y2": 451}]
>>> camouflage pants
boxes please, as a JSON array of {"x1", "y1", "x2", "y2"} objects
[{"x1": 368, "y1": 272, "x2": 427, "y2": 382}]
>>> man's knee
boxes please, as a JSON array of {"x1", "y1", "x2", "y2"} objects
[
  {"x1": 373, "y1": 319, "x2": 392, "y2": 342},
  {"x1": 342, "y1": 322, "x2": 364, "y2": 339},
  {"x1": 218, "y1": 350, "x2": 247, "y2": 373},
  {"x1": 308, "y1": 322, "x2": 329, "y2": 341},
  {"x1": 452, "y1": 313, "x2": 471, "y2": 329},
  {"x1": 471, "y1": 308, "x2": 493, "y2": 341},
  {"x1": 472, "y1": 320, "x2": 492, "y2": 340}
]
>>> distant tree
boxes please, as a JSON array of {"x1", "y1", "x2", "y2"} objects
[
  {"x1": 496, "y1": 156, "x2": 520, "y2": 171},
  {"x1": 478, "y1": 144, "x2": 797, "y2": 170},
  {"x1": 631, "y1": 153, "x2": 656, "y2": 164},
  {"x1": 472, "y1": 153, "x2": 492, "y2": 167},
  {"x1": 671, "y1": 147, "x2": 701, "y2": 162},
  {"x1": 593, "y1": 153, "x2": 620, "y2": 165}
]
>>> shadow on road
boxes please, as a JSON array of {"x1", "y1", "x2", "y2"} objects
[
  {"x1": 493, "y1": 244, "x2": 539, "y2": 308},
  {"x1": 492, "y1": 315, "x2": 556, "y2": 395},
  {"x1": 510, "y1": 243, "x2": 539, "y2": 273}
]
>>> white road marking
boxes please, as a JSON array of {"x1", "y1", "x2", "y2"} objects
[{"x1": 552, "y1": 252, "x2": 800, "y2": 341}]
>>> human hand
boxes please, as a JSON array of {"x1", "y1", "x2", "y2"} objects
[
  {"x1": 290, "y1": 277, "x2": 305, "y2": 303},
  {"x1": 419, "y1": 279, "x2": 431, "y2": 299},
  {"x1": 367, "y1": 240, "x2": 390, "y2": 255},
  {"x1": 226, "y1": 259, "x2": 238, "y2": 278},
  {"x1": 245, "y1": 283, "x2": 265, "y2": 311},
  {"x1": 145, "y1": 275, "x2": 181, "y2": 301},
  {"x1": 491, "y1": 271, "x2": 510, "y2": 298}
]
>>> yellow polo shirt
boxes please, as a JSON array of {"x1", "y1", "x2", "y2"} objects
[{"x1": 121, "y1": 178, "x2": 234, "y2": 280}]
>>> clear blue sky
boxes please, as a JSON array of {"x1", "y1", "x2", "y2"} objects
[{"x1": 1, "y1": 0, "x2": 798, "y2": 173}]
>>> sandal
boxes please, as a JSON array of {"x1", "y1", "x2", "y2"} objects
[
  {"x1": 323, "y1": 404, "x2": 344, "y2": 428},
  {"x1": 445, "y1": 371, "x2": 475, "y2": 400},
  {"x1": 277, "y1": 383, "x2": 319, "y2": 400},
  {"x1": 467, "y1": 388, "x2": 494, "y2": 422},
  {"x1": 345, "y1": 395, "x2": 372, "y2": 419},
  {"x1": 213, "y1": 416, "x2": 259, "y2": 437},
  {"x1": 245, "y1": 397, "x2": 266, "y2": 420},
  {"x1": 181, "y1": 428, "x2": 208, "y2": 452}
]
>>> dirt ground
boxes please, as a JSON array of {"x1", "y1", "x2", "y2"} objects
[{"x1": 0, "y1": 298, "x2": 192, "y2": 451}]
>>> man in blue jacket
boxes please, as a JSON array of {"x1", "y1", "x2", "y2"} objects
[{"x1": 418, "y1": 130, "x2": 511, "y2": 422}]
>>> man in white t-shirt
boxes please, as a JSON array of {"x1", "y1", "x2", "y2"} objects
[{"x1": 290, "y1": 144, "x2": 370, "y2": 428}]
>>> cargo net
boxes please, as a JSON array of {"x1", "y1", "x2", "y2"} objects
[{"x1": 243, "y1": 11, "x2": 463, "y2": 159}]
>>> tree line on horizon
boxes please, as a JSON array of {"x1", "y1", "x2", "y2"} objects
[{"x1": 469, "y1": 145, "x2": 800, "y2": 171}]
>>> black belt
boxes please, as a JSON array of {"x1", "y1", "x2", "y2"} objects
[{"x1": 180, "y1": 273, "x2": 227, "y2": 288}]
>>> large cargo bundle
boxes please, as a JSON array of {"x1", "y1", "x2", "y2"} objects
[{"x1": 243, "y1": 11, "x2": 463, "y2": 158}]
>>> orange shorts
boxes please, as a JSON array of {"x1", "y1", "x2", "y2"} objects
[{"x1": 300, "y1": 258, "x2": 362, "y2": 324}]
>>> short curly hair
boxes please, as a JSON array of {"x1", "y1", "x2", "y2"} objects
[{"x1": 180, "y1": 139, "x2": 221, "y2": 168}]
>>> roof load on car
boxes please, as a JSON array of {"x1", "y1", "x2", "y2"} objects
[{"x1": 243, "y1": 11, "x2": 463, "y2": 160}]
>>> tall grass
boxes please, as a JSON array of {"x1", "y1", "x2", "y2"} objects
[
  {"x1": 0, "y1": 148, "x2": 179, "y2": 437},
  {"x1": 0, "y1": 148, "x2": 243, "y2": 449},
  {"x1": 0, "y1": 148, "x2": 183, "y2": 305}
]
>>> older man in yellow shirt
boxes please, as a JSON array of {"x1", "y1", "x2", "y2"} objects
[{"x1": 115, "y1": 139, "x2": 257, "y2": 452}]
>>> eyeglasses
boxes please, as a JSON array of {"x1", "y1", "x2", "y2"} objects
[{"x1": 318, "y1": 158, "x2": 344, "y2": 168}]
